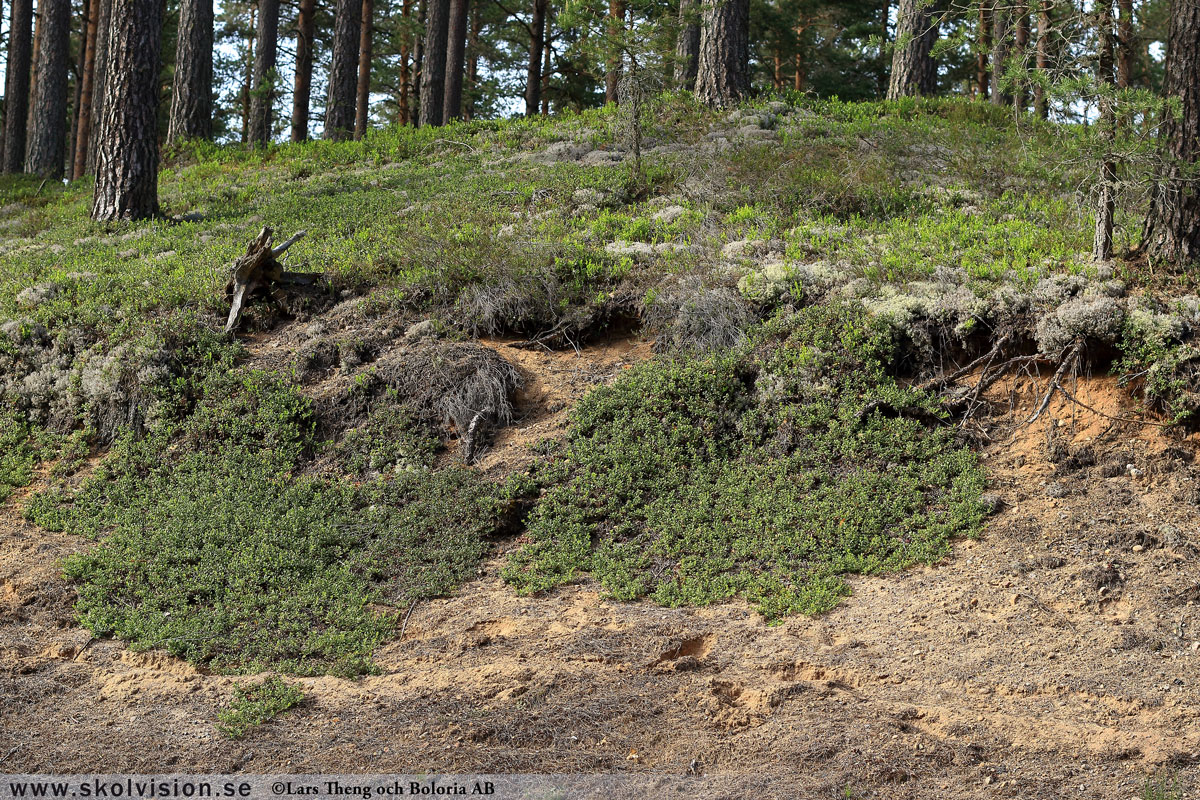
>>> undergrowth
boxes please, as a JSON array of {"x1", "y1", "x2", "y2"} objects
[
  {"x1": 217, "y1": 677, "x2": 305, "y2": 739},
  {"x1": 30, "y1": 370, "x2": 525, "y2": 676},
  {"x1": 504, "y1": 303, "x2": 988, "y2": 617}
]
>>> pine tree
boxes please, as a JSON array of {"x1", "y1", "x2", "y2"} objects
[
  {"x1": 694, "y1": 0, "x2": 749, "y2": 106},
  {"x1": 1142, "y1": 0, "x2": 1200, "y2": 266},
  {"x1": 291, "y1": 0, "x2": 316, "y2": 141},
  {"x1": 674, "y1": 0, "x2": 700, "y2": 89},
  {"x1": 91, "y1": 0, "x2": 165, "y2": 220},
  {"x1": 356, "y1": 0, "x2": 374, "y2": 137},
  {"x1": 326, "y1": 0, "x2": 362, "y2": 139},
  {"x1": 443, "y1": 0, "x2": 469, "y2": 122},
  {"x1": 72, "y1": 0, "x2": 101, "y2": 177},
  {"x1": 419, "y1": 0, "x2": 450, "y2": 126},
  {"x1": 887, "y1": 0, "x2": 938, "y2": 99},
  {"x1": 3, "y1": 0, "x2": 34, "y2": 174},
  {"x1": 249, "y1": 0, "x2": 281, "y2": 145},
  {"x1": 26, "y1": 0, "x2": 70, "y2": 177},
  {"x1": 167, "y1": 0, "x2": 214, "y2": 143}
]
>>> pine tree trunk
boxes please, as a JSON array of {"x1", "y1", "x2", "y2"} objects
[
  {"x1": 976, "y1": 2, "x2": 991, "y2": 100},
  {"x1": 3, "y1": 0, "x2": 34, "y2": 173},
  {"x1": 887, "y1": 0, "x2": 938, "y2": 99},
  {"x1": 674, "y1": 0, "x2": 700, "y2": 89},
  {"x1": 464, "y1": 3, "x2": 480, "y2": 120},
  {"x1": 26, "y1": 0, "x2": 70, "y2": 177},
  {"x1": 290, "y1": 0, "x2": 315, "y2": 141},
  {"x1": 240, "y1": 8, "x2": 254, "y2": 142},
  {"x1": 28, "y1": 5, "x2": 42, "y2": 139},
  {"x1": 990, "y1": 8, "x2": 1010, "y2": 105},
  {"x1": 1093, "y1": 0, "x2": 1116, "y2": 262},
  {"x1": 69, "y1": 0, "x2": 90, "y2": 172},
  {"x1": 604, "y1": 0, "x2": 623, "y2": 104},
  {"x1": 325, "y1": 0, "x2": 361, "y2": 139},
  {"x1": 1116, "y1": 0, "x2": 1133, "y2": 88},
  {"x1": 90, "y1": 0, "x2": 164, "y2": 221},
  {"x1": 525, "y1": 0, "x2": 546, "y2": 116},
  {"x1": 540, "y1": 10, "x2": 551, "y2": 114},
  {"x1": 694, "y1": 0, "x2": 749, "y2": 107},
  {"x1": 248, "y1": 0, "x2": 280, "y2": 146},
  {"x1": 1142, "y1": 0, "x2": 1200, "y2": 266},
  {"x1": 413, "y1": 0, "x2": 425, "y2": 124},
  {"x1": 1032, "y1": 0, "x2": 1050, "y2": 118},
  {"x1": 85, "y1": 0, "x2": 112, "y2": 175},
  {"x1": 442, "y1": 0, "x2": 467, "y2": 123},
  {"x1": 418, "y1": 0, "x2": 449, "y2": 126},
  {"x1": 166, "y1": 0, "x2": 213, "y2": 143},
  {"x1": 355, "y1": 0, "x2": 374, "y2": 137},
  {"x1": 399, "y1": 0, "x2": 412, "y2": 125},
  {"x1": 1012, "y1": 5, "x2": 1029, "y2": 109}
]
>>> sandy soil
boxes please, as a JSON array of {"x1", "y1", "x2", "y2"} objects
[{"x1": 2, "y1": 347, "x2": 1199, "y2": 798}]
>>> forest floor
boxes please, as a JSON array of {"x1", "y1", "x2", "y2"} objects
[{"x1": 2, "y1": 97, "x2": 1200, "y2": 798}]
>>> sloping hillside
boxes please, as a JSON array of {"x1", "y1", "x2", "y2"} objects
[{"x1": 2, "y1": 97, "x2": 1198, "y2": 798}]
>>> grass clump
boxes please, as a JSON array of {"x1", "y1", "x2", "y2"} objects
[
  {"x1": 217, "y1": 676, "x2": 304, "y2": 739},
  {"x1": 36, "y1": 370, "x2": 523, "y2": 676},
  {"x1": 504, "y1": 302, "x2": 988, "y2": 618}
]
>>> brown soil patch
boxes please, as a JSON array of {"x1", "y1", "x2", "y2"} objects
[{"x1": 2, "y1": 365, "x2": 1199, "y2": 797}]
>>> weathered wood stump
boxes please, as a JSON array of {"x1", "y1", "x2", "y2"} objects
[{"x1": 223, "y1": 226, "x2": 310, "y2": 333}]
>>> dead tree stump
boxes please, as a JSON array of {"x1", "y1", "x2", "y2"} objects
[{"x1": 223, "y1": 226, "x2": 309, "y2": 333}]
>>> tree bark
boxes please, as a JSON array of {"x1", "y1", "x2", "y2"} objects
[
  {"x1": 694, "y1": 0, "x2": 749, "y2": 107},
  {"x1": 325, "y1": 0, "x2": 361, "y2": 139},
  {"x1": 540, "y1": 7, "x2": 551, "y2": 114},
  {"x1": 464, "y1": 1, "x2": 480, "y2": 119},
  {"x1": 26, "y1": 0, "x2": 70, "y2": 177},
  {"x1": 90, "y1": 0, "x2": 164, "y2": 221},
  {"x1": 887, "y1": 0, "x2": 939, "y2": 99},
  {"x1": 1093, "y1": 0, "x2": 1116, "y2": 261},
  {"x1": 399, "y1": 0, "x2": 412, "y2": 125},
  {"x1": 674, "y1": 0, "x2": 700, "y2": 89},
  {"x1": 1012, "y1": 4, "x2": 1029, "y2": 110},
  {"x1": 240, "y1": 7, "x2": 254, "y2": 141},
  {"x1": 3, "y1": 0, "x2": 34, "y2": 173},
  {"x1": 418, "y1": 0, "x2": 449, "y2": 126},
  {"x1": 85, "y1": 0, "x2": 112, "y2": 175},
  {"x1": 248, "y1": 0, "x2": 280, "y2": 146},
  {"x1": 355, "y1": 0, "x2": 373, "y2": 137},
  {"x1": 976, "y1": 2, "x2": 991, "y2": 100},
  {"x1": 525, "y1": 0, "x2": 546, "y2": 115},
  {"x1": 604, "y1": 0, "x2": 623, "y2": 104},
  {"x1": 1116, "y1": 0, "x2": 1133, "y2": 88},
  {"x1": 442, "y1": 0, "x2": 467, "y2": 122},
  {"x1": 290, "y1": 0, "x2": 315, "y2": 141},
  {"x1": 1032, "y1": 0, "x2": 1050, "y2": 118},
  {"x1": 1142, "y1": 0, "x2": 1200, "y2": 266},
  {"x1": 69, "y1": 0, "x2": 90, "y2": 172},
  {"x1": 990, "y1": 7, "x2": 1010, "y2": 105},
  {"x1": 413, "y1": 0, "x2": 425, "y2": 124},
  {"x1": 166, "y1": 0, "x2": 213, "y2": 143}
]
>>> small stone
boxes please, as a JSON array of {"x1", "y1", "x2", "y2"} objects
[
  {"x1": 652, "y1": 205, "x2": 687, "y2": 225},
  {"x1": 979, "y1": 493, "x2": 1004, "y2": 515},
  {"x1": 404, "y1": 319, "x2": 439, "y2": 343},
  {"x1": 1132, "y1": 544, "x2": 1144, "y2": 553}
]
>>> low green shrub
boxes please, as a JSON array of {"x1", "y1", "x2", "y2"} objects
[
  {"x1": 37, "y1": 370, "x2": 525, "y2": 676},
  {"x1": 217, "y1": 676, "x2": 304, "y2": 739},
  {"x1": 504, "y1": 302, "x2": 988, "y2": 617}
]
